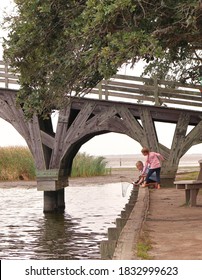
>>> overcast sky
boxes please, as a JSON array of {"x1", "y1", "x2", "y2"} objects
[{"x1": 0, "y1": 1, "x2": 202, "y2": 156}]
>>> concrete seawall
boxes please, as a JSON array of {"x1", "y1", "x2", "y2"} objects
[{"x1": 100, "y1": 186, "x2": 149, "y2": 259}]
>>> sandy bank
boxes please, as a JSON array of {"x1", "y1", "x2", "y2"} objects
[{"x1": 0, "y1": 168, "x2": 137, "y2": 189}]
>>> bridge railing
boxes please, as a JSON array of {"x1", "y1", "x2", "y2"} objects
[
  {"x1": 0, "y1": 60, "x2": 202, "y2": 109},
  {"x1": 0, "y1": 60, "x2": 19, "y2": 89},
  {"x1": 88, "y1": 74, "x2": 202, "y2": 109}
]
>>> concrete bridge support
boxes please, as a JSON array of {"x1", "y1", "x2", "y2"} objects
[{"x1": 1, "y1": 88, "x2": 202, "y2": 211}]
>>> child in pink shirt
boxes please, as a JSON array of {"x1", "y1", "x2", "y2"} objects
[{"x1": 141, "y1": 147, "x2": 164, "y2": 189}]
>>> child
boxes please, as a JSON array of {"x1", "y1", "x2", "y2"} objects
[
  {"x1": 141, "y1": 147, "x2": 164, "y2": 189},
  {"x1": 134, "y1": 160, "x2": 157, "y2": 188}
]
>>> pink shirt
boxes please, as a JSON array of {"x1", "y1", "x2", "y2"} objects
[{"x1": 143, "y1": 152, "x2": 164, "y2": 173}]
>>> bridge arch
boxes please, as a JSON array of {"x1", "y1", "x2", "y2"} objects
[
  {"x1": 38, "y1": 98, "x2": 202, "y2": 186},
  {"x1": 59, "y1": 132, "x2": 109, "y2": 178},
  {"x1": 1, "y1": 89, "x2": 202, "y2": 212},
  {"x1": 59, "y1": 131, "x2": 142, "y2": 178}
]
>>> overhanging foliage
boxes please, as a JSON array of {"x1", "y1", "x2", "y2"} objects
[{"x1": 2, "y1": 0, "x2": 202, "y2": 117}]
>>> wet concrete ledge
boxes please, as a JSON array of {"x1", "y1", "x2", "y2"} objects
[{"x1": 100, "y1": 187, "x2": 149, "y2": 259}]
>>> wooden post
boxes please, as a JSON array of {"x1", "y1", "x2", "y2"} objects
[
  {"x1": 57, "y1": 188, "x2": 65, "y2": 212},
  {"x1": 43, "y1": 189, "x2": 65, "y2": 213},
  {"x1": 98, "y1": 81, "x2": 102, "y2": 100},
  {"x1": 4, "y1": 62, "x2": 9, "y2": 88},
  {"x1": 153, "y1": 76, "x2": 160, "y2": 106},
  {"x1": 104, "y1": 79, "x2": 108, "y2": 100},
  {"x1": 190, "y1": 189, "x2": 197, "y2": 206},
  {"x1": 185, "y1": 189, "x2": 190, "y2": 205}
]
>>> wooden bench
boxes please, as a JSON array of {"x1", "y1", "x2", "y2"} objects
[
  {"x1": 174, "y1": 160, "x2": 202, "y2": 206},
  {"x1": 174, "y1": 180, "x2": 202, "y2": 206}
]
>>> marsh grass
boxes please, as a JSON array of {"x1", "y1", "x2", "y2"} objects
[
  {"x1": 0, "y1": 146, "x2": 35, "y2": 181},
  {"x1": 71, "y1": 153, "x2": 108, "y2": 177},
  {"x1": 0, "y1": 147, "x2": 108, "y2": 181}
]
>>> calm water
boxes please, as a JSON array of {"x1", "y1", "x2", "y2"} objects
[{"x1": 0, "y1": 183, "x2": 132, "y2": 260}]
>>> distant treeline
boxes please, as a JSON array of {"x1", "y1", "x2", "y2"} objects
[{"x1": 0, "y1": 147, "x2": 108, "y2": 181}]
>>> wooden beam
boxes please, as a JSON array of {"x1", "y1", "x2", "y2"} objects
[
  {"x1": 139, "y1": 108, "x2": 159, "y2": 151},
  {"x1": 116, "y1": 106, "x2": 145, "y2": 144},
  {"x1": 63, "y1": 102, "x2": 96, "y2": 147},
  {"x1": 86, "y1": 106, "x2": 117, "y2": 128},
  {"x1": 28, "y1": 115, "x2": 46, "y2": 170},
  {"x1": 169, "y1": 113, "x2": 190, "y2": 163},
  {"x1": 0, "y1": 93, "x2": 32, "y2": 147},
  {"x1": 40, "y1": 130, "x2": 54, "y2": 149},
  {"x1": 50, "y1": 106, "x2": 71, "y2": 168},
  {"x1": 158, "y1": 143, "x2": 170, "y2": 159},
  {"x1": 181, "y1": 120, "x2": 202, "y2": 154}
]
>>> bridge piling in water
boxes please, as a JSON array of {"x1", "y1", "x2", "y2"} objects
[{"x1": 43, "y1": 189, "x2": 65, "y2": 213}]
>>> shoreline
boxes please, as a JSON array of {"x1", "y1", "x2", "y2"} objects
[
  {"x1": 0, "y1": 166, "x2": 199, "y2": 189},
  {"x1": 0, "y1": 168, "x2": 137, "y2": 189}
]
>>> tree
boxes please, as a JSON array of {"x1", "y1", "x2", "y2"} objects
[{"x1": 3, "y1": 0, "x2": 202, "y2": 117}]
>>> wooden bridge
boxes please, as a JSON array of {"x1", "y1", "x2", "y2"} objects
[{"x1": 1, "y1": 60, "x2": 202, "y2": 212}]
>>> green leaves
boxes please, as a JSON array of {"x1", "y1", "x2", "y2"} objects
[{"x1": 2, "y1": 0, "x2": 202, "y2": 117}]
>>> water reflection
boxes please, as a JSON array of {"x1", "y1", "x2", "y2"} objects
[
  {"x1": 34, "y1": 213, "x2": 78, "y2": 259},
  {"x1": 0, "y1": 183, "x2": 132, "y2": 259}
]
